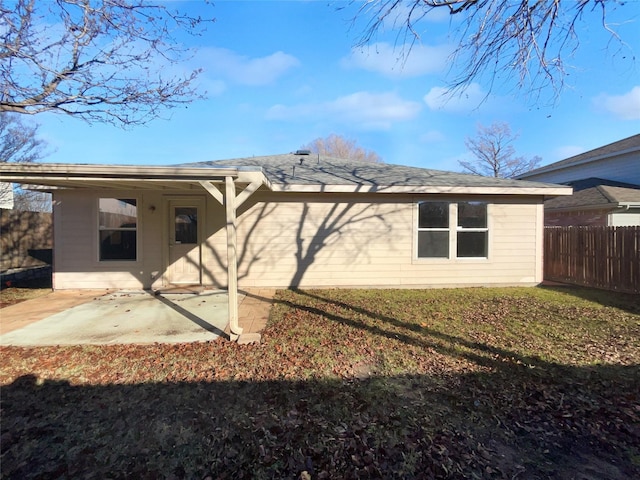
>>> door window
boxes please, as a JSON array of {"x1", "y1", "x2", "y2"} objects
[{"x1": 174, "y1": 207, "x2": 197, "y2": 244}]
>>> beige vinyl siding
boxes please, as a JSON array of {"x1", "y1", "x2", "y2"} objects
[
  {"x1": 52, "y1": 189, "x2": 544, "y2": 290},
  {"x1": 53, "y1": 190, "x2": 165, "y2": 290},
  {"x1": 228, "y1": 193, "x2": 542, "y2": 288}
]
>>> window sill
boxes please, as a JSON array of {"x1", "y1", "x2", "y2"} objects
[
  {"x1": 94, "y1": 260, "x2": 142, "y2": 267},
  {"x1": 412, "y1": 257, "x2": 490, "y2": 264}
]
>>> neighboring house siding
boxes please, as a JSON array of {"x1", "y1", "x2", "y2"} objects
[
  {"x1": 0, "y1": 183, "x2": 14, "y2": 210},
  {"x1": 544, "y1": 208, "x2": 640, "y2": 226},
  {"x1": 610, "y1": 212, "x2": 640, "y2": 226},
  {"x1": 520, "y1": 153, "x2": 640, "y2": 185},
  {"x1": 51, "y1": 190, "x2": 544, "y2": 290},
  {"x1": 545, "y1": 209, "x2": 610, "y2": 227}
]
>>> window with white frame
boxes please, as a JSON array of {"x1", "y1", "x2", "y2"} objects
[
  {"x1": 456, "y1": 201, "x2": 488, "y2": 258},
  {"x1": 417, "y1": 201, "x2": 450, "y2": 258},
  {"x1": 98, "y1": 198, "x2": 137, "y2": 261},
  {"x1": 417, "y1": 201, "x2": 488, "y2": 259}
]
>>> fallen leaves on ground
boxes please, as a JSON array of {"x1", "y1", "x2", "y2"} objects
[{"x1": 1, "y1": 286, "x2": 639, "y2": 479}]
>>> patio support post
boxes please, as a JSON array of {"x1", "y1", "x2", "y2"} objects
[
  {"x1": 225, "y1": 176, "x2": 243, "y2": 338},
  {"x1": 200, "y1": 176, "x2": 264, "y2": 341}
]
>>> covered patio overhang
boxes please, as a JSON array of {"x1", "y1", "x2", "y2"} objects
[{"x1": 0, "y1": 162, "x2": 272, "y2": 341}]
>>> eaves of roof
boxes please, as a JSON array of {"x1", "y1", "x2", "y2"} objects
[{"x1": 0, "y1": 162, "x2": 268, "y2": 191}]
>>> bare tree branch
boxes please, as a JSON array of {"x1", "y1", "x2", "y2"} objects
[
  {"x1": 0, "y1": 0, "x2": 213, "y2": 126},
  {"x1": 1, "y1": 113, "x2": 52, "y2": 211},
  {"x1": 349, "y1": 0, "x2": 631, "y2": 101},
  {"x1": 0, "y1": 113, "x2": 47, "y2": 164}
]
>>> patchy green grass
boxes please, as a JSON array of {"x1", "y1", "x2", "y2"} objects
[
  {"x1": 0, "y1": 286, "x2": 51, "y2": 308},
  {"x1": 0, "y1": 276, "x2": 52, "y2": 308},
  {"x1": 1, "y1": 286, "x2": 639, "y2": 479}
]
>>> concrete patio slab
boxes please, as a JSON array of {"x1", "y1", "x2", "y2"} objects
[
  {"x1": 0, "y1": 290, "x2": 111, "y2": 335},
  {"x1": 0, "y1": 290, "x2": 241, "y2": 346}
]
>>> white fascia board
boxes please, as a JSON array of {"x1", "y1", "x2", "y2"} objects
[
  {"x1": 0, "y1": 163, "x2": 271, "y2": 190},
  {"x1": 235, "y1": 170, "x2": 272, "y2": 190},
  {"x1": 0, "y1": 163, "x2": 244, "y2": 179},
  {"x1": 270, "y1": 184, "x2": 573, "y2": 195}
]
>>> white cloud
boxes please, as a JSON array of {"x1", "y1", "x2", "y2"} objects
[
  {"x1": 199, "y1": 47, "x2": 300, "y2": 86},
  {"x1": 592, "y1": 86, "x2": 640, "y2": 120},
  {"x1": 342, "y1": 42, "x2": 451, "y2": 78},
  {"x1": 423, "y1": 83, "x2": 489, "y2": 113},
  {"x1": 266, "y1": 91, "x2": 421, "y2": 130}
]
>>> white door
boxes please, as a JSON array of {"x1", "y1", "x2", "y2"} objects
[{"x1": 167, "y1": 199, "x2": 203, "y2": 285}]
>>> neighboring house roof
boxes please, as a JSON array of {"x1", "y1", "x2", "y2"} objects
[
  {"x1": 566, "y1": 177, "x2": 640, "y2": 191},
  {"x1": 518, "y1": 134, "x2": 640, "y2": 179},
  {"x1": 545, "y1": 178, "x2": 640, "y2": 210},
  {"x1": 185, "y1": 153, "x2": 571, "y2": 194}
]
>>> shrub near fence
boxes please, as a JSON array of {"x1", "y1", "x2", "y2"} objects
[{"x1": 544, "y1": 226, "x2": 640, "y2": 294}]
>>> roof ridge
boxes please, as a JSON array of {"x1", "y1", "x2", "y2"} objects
[{"x1": 596, "y1": 185, "x2": 617, "y2": 203}]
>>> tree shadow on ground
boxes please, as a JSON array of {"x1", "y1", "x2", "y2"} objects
[
  {"x1": 1, "y1": 362, "x2": 638, "y2": 480},
  {"x1": 2, "y1": 287, "x2": 639, "y2": 479}
]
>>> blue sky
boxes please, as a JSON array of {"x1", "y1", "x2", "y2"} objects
[{"x1": 35, "y1": 1, "x2": 640, "y2": 172}]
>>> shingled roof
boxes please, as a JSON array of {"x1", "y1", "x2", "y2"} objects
[
  {"x1": 183, "y1": 153, "x2": 568, "y2": 193},
  {"x1": 545, "y1": 178, "x2": 640, "y2": 210}
]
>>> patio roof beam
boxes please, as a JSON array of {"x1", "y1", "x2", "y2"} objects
[
  {"x1": 235, "y1": 178, "x2": 263, "y2": 209},
  {"x1": 198, "y1": 180, "x2": 224, "y2": 205}
]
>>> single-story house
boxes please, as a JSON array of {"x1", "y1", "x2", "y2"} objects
[
  {"x1": 517, "y1": 134, "x2": 640, "y2": 226},
  {"x1": 0, "y1": 153, "x2": 571, "y2": 336}
]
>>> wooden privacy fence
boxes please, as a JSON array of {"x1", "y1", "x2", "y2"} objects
[{"x1": 544, "y1": 226, "x2": 640, "y2": 294}]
